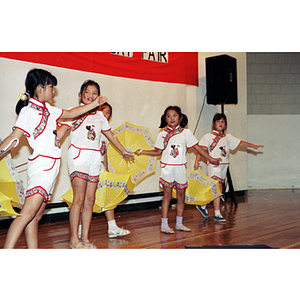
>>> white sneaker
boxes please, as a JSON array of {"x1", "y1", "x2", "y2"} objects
[{"x1": 108, "y1": 227, "x2": 131, "y2": 238}]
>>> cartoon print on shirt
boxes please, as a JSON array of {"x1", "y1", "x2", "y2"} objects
[
  {"x1": 219, "y1": 146, "x2": 227, "y2": 157},
  {"x1": 170, "y1": 145, "x2": 180, "y2": 158},
  {"x1": 86, "y1": 125, "x2": 96, "y2": 141}
]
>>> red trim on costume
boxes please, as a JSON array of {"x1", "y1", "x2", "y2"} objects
[
  {"x1": 187, "y1": 142, "x2": 198, "y2": 149},
  {"x1": 28, "y1": 155, "x2": 61, "y2": 161},
  {"x1": 159, "y1": 177, "x2": 188, "y2": 189},
  {"x1": 12, "y1": 126, "x2": 30, "y2": 137},
  {"x1": 211, "y1": 175, "x2": 225, "y2": 184},
  {"x1": 43, "y1": 159, "x2": 58, "y2": 171},
  {"x1": 232, "y1": 140, "x2": 242, "y2": 151},
  {"x1": 56, "y1": 109, "x2": 64, "y2": 121},
  {"x1": 69, "y1": 143, "x2": 101, "y2": 152},
  {"x1": 57, "y1": 122, "x2": 71, "y2": 128},
  {"x1": 26, "y1": 186, "x2": 51, "y2": 203},
  {"x1": 160, "y1": 162, "x2": 187, "y2": 167},
  {"x1": 101, "y1": 128, "x2": 111, "y2": 133}
]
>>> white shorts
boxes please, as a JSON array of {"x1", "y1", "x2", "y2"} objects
[
  {"x1": 207, "y1": 163, "x2": 228, "y2": 184},
  {"x1": 26, "y1": 156, "x2": 61, "y2": 203},
  {"x1": 159, "y1": 163, "x2": 188, "y2": 189},
  {"x1": 68, "y1": 145, "x2": 104, "y2": 182}
]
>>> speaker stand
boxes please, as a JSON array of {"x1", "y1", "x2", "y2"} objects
[{"x1": 221, "y1": 103, "x2": 238, "y2": 207}]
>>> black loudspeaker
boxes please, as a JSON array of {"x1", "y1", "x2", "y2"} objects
[{"x1": 206, "y1": 54, "x2": 237, "y2": 105}]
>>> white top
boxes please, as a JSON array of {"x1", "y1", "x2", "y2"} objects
[
  {"x1": 59, "y1": 104, "x2": 111, "y2": 151},
  {"x1": 155, "y1": 126, "x2": 198, "y2": 165},
  {"x1": 199, "y1": 130, "x2": 241, "y2": 164},
  {"x1": 13, "y1": 98, "x2": 63, "y2": 160}
]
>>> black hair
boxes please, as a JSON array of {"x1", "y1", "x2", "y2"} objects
[
  {"x1": 99, "y1": 102, "x2": 112, "y2": 121},
  {"x1": 159, "y1": 105, "x2": 188, "y2": 128},
  {"x1": 212, "y1": 113, "x2": 227, "y2": 129},
  {"x1": 80, "y1": 80, "x2": 100, "y2": 100},
  {"x1": 15, "y1": 69, "x2": 57, "y2": 115}
]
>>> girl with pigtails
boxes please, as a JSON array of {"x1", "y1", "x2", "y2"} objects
[
  {"x1": 135, "y1": 106, "x2": 221, "y2": 234},
  {"x1": 0, "y1": 68, "x2": 107, "y2": 249}
]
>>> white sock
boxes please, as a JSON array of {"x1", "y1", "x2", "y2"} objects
[
  {"x1": 214, "y1": 210, "x2": 221, "y2": 216},
  {"x1": 161, "y1": 218, "x2": 169, "y2": 228},
  {"x1": 176, "y1": 216, "x2": 183, "y2": 227},
  {"x1": 201, "y1": 205, "x2": 207, "y2": 210},
  {"x1": 108, "y1": 219, "x2": 118, "y2": 231}
]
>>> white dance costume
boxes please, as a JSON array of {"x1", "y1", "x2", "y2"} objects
[
  {"x1": 199, "y1": 130, "x2": 241, "y2": 183},
  {"x1": 59, "y1": 104, "x2": 110, "y2": 182},
  {"x1": 13, "y1": 98, "x2": 63, "y2": 202},
  {"x1": 154, "y1": 125, "x2": 198, "y2": 189}
]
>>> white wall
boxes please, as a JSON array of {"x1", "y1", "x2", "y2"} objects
[
  {"x1": 248, "y1": 115, "x2": 300, "y2": 189},
  {"x1": 0, "y1": 52, "x2": 249, "y2": 206},
  {"x1": 246, "y1": 53, "x2": 300, "y2": 189}
]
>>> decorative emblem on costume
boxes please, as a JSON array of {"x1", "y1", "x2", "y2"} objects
[
  {"x1": 163, "y1": 126, "x2": 184, "y2": 150},
  {"x1": 53, "y1": 130, "x2": 61, "y2": 149},
  {"x1": 170, "y1": 145, "x2": 179, "y2": 158},
  {"x1": 30, "y1": 102, "x2": 50, "y2": 139},
  {"x1": 210, "y1": 132, "x2": 225, "y2": 152},
  {"x1": 219, "y1": 146, "x2": 227, "y2": 157},
  {"x1": 100, "y1": 141, "x2": 107, "y2": 156},
  {"x1": 86, "y1": 125, "x2": 96, "y2": 141}
]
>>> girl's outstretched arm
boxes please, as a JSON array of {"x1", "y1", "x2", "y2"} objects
[
  {"x1": 61, "y1": 96, "x2": 107, "y2": 119},
  {"x1": 0, "y1": 129, "x2": 24, "y2": 158},
  {"x1": 103, "y1": 130, "x2": 134, "y2": 161},
  {"x1": 194, "y1": 144, "x2": 221, "y2": 165},
  {"x1": 135, "y1": 148, "x2": 162, "y2": 156},
  {"x1": 239, "y1": 141, "x2": 264, "y2": 150}
]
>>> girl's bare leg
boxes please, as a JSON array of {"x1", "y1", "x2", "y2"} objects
[
  {"x1": 105, "y1": 209, "x2": 115, "y2": 222},
  {"x1": 213, "y1": 182, "x2": 223, "y2": 211},
  {"x1": 80, "y1": 181, "x2": 97, "y2": 244},
  {"x1": 175, "y1": 188, "x2": 186, "y2": 217},
  {"x1": 24, "y1": 201, "x2": 47, "y2": 249},
  {"x1": 161, "y1": 186, "x2": 172, "y2": 219},
  {"x1": 69, "y1": 177, "x2": 87, "y2": 248},
  {"x1": 160, "y1": 187, "x2": 174, "y2": 233},
  {"x1": 175, "y1": 188, "x2": 191, "y2": 231},
  {"x1": 3, "y1": 194, "x2": 45, "y2": 249}
]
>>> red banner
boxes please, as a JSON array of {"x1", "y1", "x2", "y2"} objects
[{"x1": 0, "y1": 52, "x2": 198, "y2": 86}]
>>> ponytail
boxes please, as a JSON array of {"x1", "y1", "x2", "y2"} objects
[
  {"x1": 15, "y1": 92, "x2": 30, "y2": 115},
  {"x1": 180, "y1": 114, "x2": 188, "y2": 128}
]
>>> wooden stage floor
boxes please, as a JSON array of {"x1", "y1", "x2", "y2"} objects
[{"x1": 1, "y1": 189, "x2": 300, "y2": 249}]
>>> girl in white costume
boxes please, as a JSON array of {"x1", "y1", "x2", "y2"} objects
[
  {"x1": 0, "y1": 69, "x2": 106, "y2": 249},
  {"x1": 194, "y1": 113, "x2": 264, "y2": 222},
  {"x1": 135, "y1": 106, "x2": 220, "y2": 234},
  {"x1": 58, "y1": 81, "x2": 134, "y2": 249},
  {"x1": 98, "y1": 103, "x2": 131, "y2": 238}
]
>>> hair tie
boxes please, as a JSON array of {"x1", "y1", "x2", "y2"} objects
[{"x1": 18, "y1": 92, "x2": 30, "y2": 101}]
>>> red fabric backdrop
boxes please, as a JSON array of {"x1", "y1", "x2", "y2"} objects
[{"x1": 0, "y1": 52, "x2": 198, "y2": 86}]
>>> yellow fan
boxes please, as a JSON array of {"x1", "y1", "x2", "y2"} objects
[
  {"x1": 62, "y1": 171, "x2": 135, "y2": 213},
  {"x1": 107, "y1": 122, "x2": 157, "y2": 184},
  {"x1": 172, "y1": 170, "x2": 222, "y2": 206}
]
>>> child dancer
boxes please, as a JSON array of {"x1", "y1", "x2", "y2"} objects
[
  {"x1": 193, "y1": 113, "x2": 264, "y2": 222},
  {"x1": 98, "y1": 103, "x2": 131, "y2": 238},
  {"x1": 135, "y1": 106, "x2": 220, "y2": 234},
  {"x1": 0, "y1": 68, "x2": 107, "y2": 249},
  {"x1": 58, "y1": 81, "x2": 134, "y2": 249}
]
